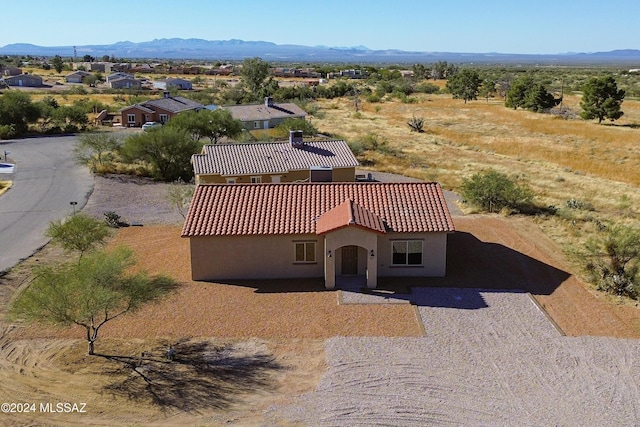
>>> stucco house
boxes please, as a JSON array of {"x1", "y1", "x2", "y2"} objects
[
  {"x1": 118, "y1": 92, "x2": 204, "y2": 127},
  {"x1": 3, "y1": 73, "x2": 43, "y2": 87},
  {"x1": 153, "y1": 78, "x2": 193, "y2": 90},
  {"x1": 192, "y1": 131, "x2": 359, "y2": 184},
  {"x1": 221, "y1": 97, "x2": 307, "y2": 130},
  {"x1": 181, "y1": 182, "x2": 455, "y2": 288}
]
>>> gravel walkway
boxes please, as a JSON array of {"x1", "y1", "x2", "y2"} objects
[{"x1": 271, "y1": 288, "x2": 640, "y2": 426}]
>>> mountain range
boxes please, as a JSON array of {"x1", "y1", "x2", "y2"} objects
[{"x1": 1, "y1": 38, "x2": 640, "y2": 65}]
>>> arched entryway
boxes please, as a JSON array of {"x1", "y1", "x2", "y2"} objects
[{"x1": 334, "y1": 245, "x2": 369, "y2": 288}]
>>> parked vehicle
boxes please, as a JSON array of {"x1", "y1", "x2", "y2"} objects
[{"x1": 142, "y1": 121, "x2": 161, "y2": 131}]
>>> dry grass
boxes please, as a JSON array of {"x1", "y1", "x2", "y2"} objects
[
  {"x1": 314, "y1": 92, "x2": 640, "y2": 277},
  {"x1": 0, "y1": 180, "x2": 11, "y2": 196}
]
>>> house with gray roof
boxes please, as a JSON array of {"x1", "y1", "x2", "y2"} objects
[
  {"x1": 192, "y1": 131, "x2": 359, "y2": 184},
  {"x1": 2, "y1": 73, "x2": 43, "y2": 87},
  {"x1": 65, "y1": 70, "x2": 91, "y2": 83},
  {"x1": 153, "y1": 78, "x2": 193, "y2": 90},
  {"x1": 221, "y1": 97, "x2": 307, "y2": 130},
  {"x1": 109, "y1": 77, "x2": 142, "y2": 89},
  {"x1": 118, "y1": 92, "x2": 204, "y2": 127}
]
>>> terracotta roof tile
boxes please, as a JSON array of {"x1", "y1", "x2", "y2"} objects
[
  {"x1": 316, "y1": 199, "x2": 386, "y2": 234},
  {"x1": 181, "y1": 182, "x2": 455, "y2": 237},
  {"x1": 191, "y1": 140, "x2": 359, "y2": 176}
]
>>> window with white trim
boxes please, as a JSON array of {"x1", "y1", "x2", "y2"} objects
[
  {"x1": 159, "y1": 114, "x2": 168, "y2": 123},
  {"x1": 254, "y1": 121, "x2": 261, "y2": 129},
  {"x1": 250, "y1": 176, "x2": 262, "y2": 183},
  {"x1": 391, "y1": 240, "x2": 423, "y2": 266},
  {"x1": 226, "y1": 177, "x2": 237, "y2": 184},
  {"x1": 127, "y1": 114, "x2": 135, "y2": 123},
  {"x1": 294, "y1": 241, "x2": 316, "y2": 263}
]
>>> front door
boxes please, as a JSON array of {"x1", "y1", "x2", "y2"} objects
[{"x1": 342, "y1": 246, "x2": 358, "y2": 275}]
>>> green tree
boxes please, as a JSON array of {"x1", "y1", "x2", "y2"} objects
[
  {"x1": 274, "y1": 117, "x2": 318, "y2": 137},
  {"x1": 121, "y1": 126, "x2": 202, "y2": 181},
  {"x1": 240, "y1": 57, "x2": 271, "y2": 98},
  {"x1": 479, "y1": 79, "x2": 496, "y2": 102},
  {"x1": 505, "y1": 76, "x2": 558, "y2": 112},
  {"x1": 523, "y1": 84, "x2": 558, "y2": 112},
  {"x1": 432, "y1": 61, "x2": 457, "y2": 79},
  {"x1": 46, "y1": 213, "x2": 110, "y2": 260},
  {"x1": 446, "y1": 69, "x2": 481, "y2": 103},
  {"x1": 585, "y1": 224, "x2": 640, "y2": 299},
  {"x1": 51, "y1": 55, "x2": 64, "y2": 73},
  {"x1": 166, "y1": 109, "x2": 242, "y2": 143},
  {"x1": 505, "y1": 76, "x2": 534, "y2": 109},
  {"x1": 10, "y1": 246, "x2": 177, "y2": 355},
  {"x1": 580, "y1": 76, "x2": 625, "y2": 123},
  {"x1": 460, "y1": 169, "x2": 535, "y2": 213},
  {"x1": 411, "y1": 64, "x2": 428, "y2": 81},
  {"x1": 52, "y1": 105, "x2": 89, "y2": 131},
  {"x1": 73, "y1": 133, "x2": 123, "y2": 172},
  {"x1": 166, "y1": 180, "x2": 194, "y2": 219},
  {"x1": 0, "y1": 91, "x2": 41, "y2": 135}
]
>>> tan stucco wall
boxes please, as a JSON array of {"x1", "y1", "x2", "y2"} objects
[
  {"x1": 376, "y1": 232, "x2": 449, "y2": 277},
  {"x1": 195, "y1": 167, "x2": 355, "y2": 185},
  {"x1": 189, "y1": 234, "x2": 323, "y2": 281}
]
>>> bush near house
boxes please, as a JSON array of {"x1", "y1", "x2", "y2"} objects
[{"x1": 460, "y1": 169, "x2": 535, "y2": 214}]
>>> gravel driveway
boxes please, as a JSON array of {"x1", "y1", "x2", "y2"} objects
[{"x1": 273, "y1": 288, "x2": 640, "y2": 426}]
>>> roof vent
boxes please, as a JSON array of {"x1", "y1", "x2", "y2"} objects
[{"x1": 289, "y1": 130, "x2": 304, "y2": 148}]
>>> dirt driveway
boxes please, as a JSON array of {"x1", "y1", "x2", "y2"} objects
[{"x1": 1, "y1": 174, "x2": 639, "y2": 425}]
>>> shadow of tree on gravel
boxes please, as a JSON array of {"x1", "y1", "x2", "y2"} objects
[{"x1": 98, "y1": 340, "x2": 283, "y2": 411}]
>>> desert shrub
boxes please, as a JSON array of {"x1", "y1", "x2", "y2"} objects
[
  {"x1": 407, "y1": 116, "x2": 425, "y2": 132},
  {"x1": 585, "y1": 224, "x2": 640, "y2": 300},
  {"x1": 415, "y1": 82, "x2": 440, "y2": 94},
  {"x1": 367, "y1": 93, "x2": 382, "y2": 103},
  {"x1": 460, "y1": 169, "x2": 535, "y2": 213},
  {"x1": 0, "y1": 124, "x2": 16, "y2": 139}
]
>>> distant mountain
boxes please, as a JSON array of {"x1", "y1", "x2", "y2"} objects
[{"x1": 1, "y1": 38, "x2": 640, "y2": 65}]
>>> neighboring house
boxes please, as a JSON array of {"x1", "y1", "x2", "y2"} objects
[
  {"x1": 153, "y1": 78, "x2": 193, "y2": 90},
  {"x1": 118, "y1": 92, "x2": 204, "y2": 127},
  {"x1": 65, "y1": 71, "x2": 91, "y2": 83},
  {"x1": 3, "y1": 73, "x2": 43, "y2": 87},
  {"x1": 2, "y1": 67, "x2": 22, "y2": 76},
  {"x1": 106, "y1": 72, "x2": 134, "y2": 83},
  {"x1": 221, "y1": 97, "x2": 307, "y2": 130},
  {"x1": 192, "y1": 130, "x2": 359, "y2": 184},
  {"x1": 109, "y1": 77, "x2": 142, "y2": 89},
  {"x1": 181, "y1": 182, "x2": 455, "y2": 288}
]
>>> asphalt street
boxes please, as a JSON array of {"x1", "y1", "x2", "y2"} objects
[{"x1": 0, "y1": 136, "x2": 93, "y2": 273}]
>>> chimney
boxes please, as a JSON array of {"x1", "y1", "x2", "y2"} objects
[
  {"x1": 289, "y1": 130, "x2": 304, "y2": 148},
  {"x1": 265, "y1": 96, "x2": 274, "y2": 107},
  {"x1": 163, "y1": 91, "x2": 170, "y2": 98}
]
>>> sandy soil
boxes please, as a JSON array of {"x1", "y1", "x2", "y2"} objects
[{"x1": 1, "y1": 174, "x2": 639, "y2": 425}]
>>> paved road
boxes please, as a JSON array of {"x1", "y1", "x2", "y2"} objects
[{"x1": 0, "y1": 136, "x2": 93, "y2": 273}]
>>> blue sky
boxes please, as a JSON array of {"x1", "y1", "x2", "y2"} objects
[{"x1": 2, "y1": 0, "x2": 638, "y2": 54}]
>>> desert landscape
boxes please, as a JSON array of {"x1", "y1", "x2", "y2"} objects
[{"x1": 1, "y1": 169, "x2": 639, "y2": 426}]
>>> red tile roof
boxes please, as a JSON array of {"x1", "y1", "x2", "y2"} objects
[
  {"x1": 182, "y1": 182, "x2": 455, "y2": 237},
  {"x1": 316, "y1": 199, "x2": 386, "y2": 234}
]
